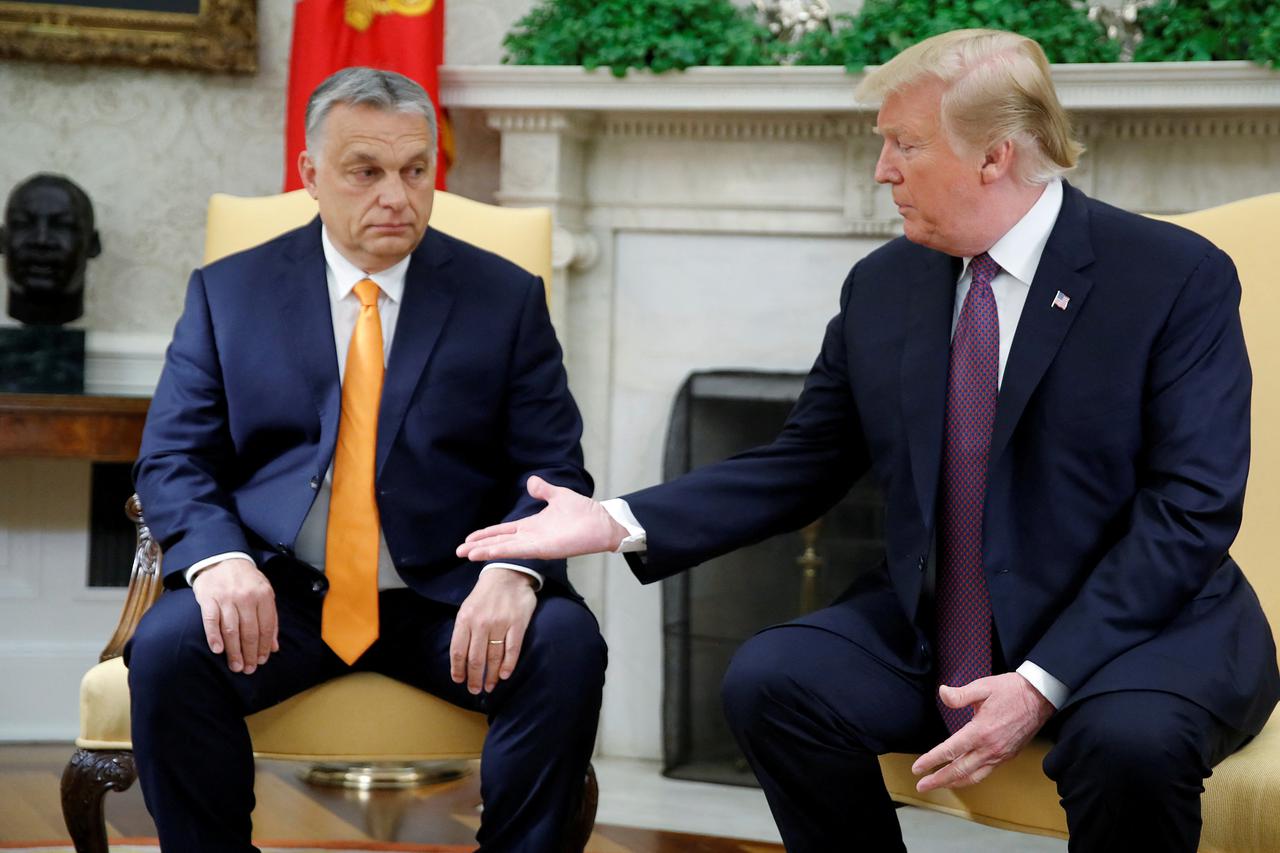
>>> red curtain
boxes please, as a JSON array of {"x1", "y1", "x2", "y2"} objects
[{"x1": 284, "y1": 0, "x2": 449, "y2": 191}]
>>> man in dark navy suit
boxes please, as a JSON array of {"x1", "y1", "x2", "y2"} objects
[
  {"x1": 127, "y1": 67, "x2": 605, "y2": 853},
  {"x1": 459, "y1": 29, "x2": 1279, "y2": 852}
]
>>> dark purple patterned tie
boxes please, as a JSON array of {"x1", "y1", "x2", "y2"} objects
[{"x1": 936, "y1": 252, "x2": 1001, "y2": 734}]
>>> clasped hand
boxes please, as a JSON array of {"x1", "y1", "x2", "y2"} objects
[{"x1": 912, "y1": 672, "x2": 1055, "y2": 792}]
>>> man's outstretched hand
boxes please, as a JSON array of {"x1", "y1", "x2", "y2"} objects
[{"x1": 457, "y1": 475, "x2": 629, "y2": 562}]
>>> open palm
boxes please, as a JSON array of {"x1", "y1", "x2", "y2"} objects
[{"x1": 457, "y1": 475, "x2": 627, "y2": 562}]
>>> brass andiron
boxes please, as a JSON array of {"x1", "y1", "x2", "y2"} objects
[{"x1": 797, "y1": 519, "x2": 824, "y2": 614}]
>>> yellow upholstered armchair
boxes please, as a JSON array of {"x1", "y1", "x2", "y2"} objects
[
  {"x1": 60, "y1": 190, "x2": 597, "y2": 853},
  {"x1": 879, "y1": 193, "x2": 1280, "y2": 852}
]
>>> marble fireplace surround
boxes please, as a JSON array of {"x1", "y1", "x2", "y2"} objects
[{"x1": 438, "y1": 62, "x2": 1280, "y2": 761}]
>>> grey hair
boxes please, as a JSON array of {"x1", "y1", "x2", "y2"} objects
[{"x1": 304, "y1": 67, "x2": 438, "y2": 162}]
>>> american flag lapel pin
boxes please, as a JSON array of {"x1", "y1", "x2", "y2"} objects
[{"x1": 1051, "y1": 290, "x2": 1070, "y2": 311}]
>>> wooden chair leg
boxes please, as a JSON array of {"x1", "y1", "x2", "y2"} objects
[
  {"x1": 564, "y1": 761, "x2": 599, "y2": 853},
  {"x1": 61, "y1": 748, "x2": 137, "y2": 853}
]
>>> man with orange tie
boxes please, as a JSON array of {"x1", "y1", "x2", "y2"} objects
[{"x1": 126, "y1": 67, "x2": 605, "y2": 853}]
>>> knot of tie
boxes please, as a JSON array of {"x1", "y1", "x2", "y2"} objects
[
  {"x1": 354, "y1": 278, "x2": 380, "y2": 308},
  {"x1": 969, "y1": 252, "x2": 1001, "y2": 289}
]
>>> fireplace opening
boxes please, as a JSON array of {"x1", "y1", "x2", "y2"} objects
[{"x1": 660, "y1": 370, "x2": 886, "y2": 786}]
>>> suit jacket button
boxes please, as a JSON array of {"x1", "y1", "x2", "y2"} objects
[
  {"x1": 917, "y1": 556, "x2": 926, "y2": 572},
  {"x1": 312, "y1": 579, "x2": 326, "y2": 593},
  {"x1": 309, "y1": 476, "x2": 320, "y2": 490}
]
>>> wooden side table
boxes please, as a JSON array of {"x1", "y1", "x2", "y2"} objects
[{"x1": 0, "y1": 393, "x2": 149, "y2": 462}]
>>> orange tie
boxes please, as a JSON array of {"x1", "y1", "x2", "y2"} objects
[{"x1": 322, "y1": 278, "x2": 384, "y2": 664}]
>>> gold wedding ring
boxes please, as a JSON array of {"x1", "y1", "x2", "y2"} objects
[{"x1": 488, "y1": 639, "x2": 505, "y2": 645}]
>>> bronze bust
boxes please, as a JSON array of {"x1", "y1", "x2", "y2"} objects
[{"x1": 1, "y1": 173, "x2": 101, "y2": 326}]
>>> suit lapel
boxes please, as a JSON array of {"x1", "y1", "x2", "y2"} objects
[
  {"x1": 376, "y1": 229, "x2": 460, "y2": 478},
  {"x1": 988, "y1": 184, "x2": 1095, "y2": 465},
  {"x1": 274, "y1": 219, "x2": 342, "y2": 468},
  {"x1": 900, "y1": 249, "x2": 961, "y2": 529}
]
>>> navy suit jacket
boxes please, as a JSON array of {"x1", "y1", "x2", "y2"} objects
[
  {"x1": 626, "y1": 183, "x2": 1279, "y2": 734},
  {"x1": 136, "y1": 218, "x2": 590, "y2": 604}
]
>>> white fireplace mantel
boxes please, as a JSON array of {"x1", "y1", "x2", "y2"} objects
[
  {"x1": 440, "y1": 62, "x2": 1280, "y2": 251},
  {"x1": 442, "y1": 61, "x2": 1280, "y2": 112}
]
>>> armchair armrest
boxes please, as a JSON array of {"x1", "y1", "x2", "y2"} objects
[{"x1": 99, "y1": 494, "x2": 163, "y2": 662}]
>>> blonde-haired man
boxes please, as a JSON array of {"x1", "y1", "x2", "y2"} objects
[{"x1": 459, "y1": 29, "x2": 1278, "y2": 851}]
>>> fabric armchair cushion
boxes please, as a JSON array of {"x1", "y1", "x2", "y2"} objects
[{"x1": 77, "y1": 657, "x2": 488, "y2": 760}]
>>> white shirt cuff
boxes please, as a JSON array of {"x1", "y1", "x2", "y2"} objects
[
  {"x1": 184, "y1": 552, "x2": 255, "y2": 587},
  {"x1": 1017, "y1": 660, "x2": 1069, "y2": 709},
  {"x1": 601, "y1": 498, "x2": 647, "y2": 553},
  {"x1": 481, "y1": 562, "x2": 544, "y2": 591}
]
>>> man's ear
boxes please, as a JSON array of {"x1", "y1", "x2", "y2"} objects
[
  {"x1": 980, "y1": 138, "x2": 1017, "y2": 184},
  {"x1": 87, "y1": 229, "x2": 102, "y2": 259},
  {"x1": 298, "y1": 151, "x2": 320, "y2": 199}
]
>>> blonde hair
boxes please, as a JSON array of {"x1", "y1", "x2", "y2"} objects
[{"x1": 855, "y1": 29, "x2": 1083, "y2": 185}]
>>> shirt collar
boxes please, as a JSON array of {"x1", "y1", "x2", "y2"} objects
[
  {"x1": 962, "y1": 178, "x2": 1064, "y2": 286},
  {"x1": 320, "y1": 225, "x2": 409, "y2": 304}
]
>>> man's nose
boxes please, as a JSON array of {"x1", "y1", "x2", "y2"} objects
[
  {"x1": 873, "y1": 145, "x2": 900, "y2": 185},
  {"x1": 379, "y1": 175, "x2": 408, "y2": 209}
]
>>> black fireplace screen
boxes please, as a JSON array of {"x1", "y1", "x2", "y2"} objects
[{"x1": 660, "y1": 370, "x2": 886, "y2": 785}]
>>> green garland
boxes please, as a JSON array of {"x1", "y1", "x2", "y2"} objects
[
  {"x1": 803, "y1": 0, "x2": 1118, "y2": 67},
  {"x1": 503, "y1": 0, "x2": 778, "y2": 76},
  {"x1": 1135, "y1": 0, "x2": 1280, "y2": 66},
  {"x1": 504, "y1": 0, "x2": 1278, "y2": 73}
]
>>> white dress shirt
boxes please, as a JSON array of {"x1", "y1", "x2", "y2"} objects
[
  {"x1": 604, "y1": 179, "x2": 1069, "y2": 707},
  {"x1": 185, "y1": 226, "x2": 542, "y2": 590}
]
